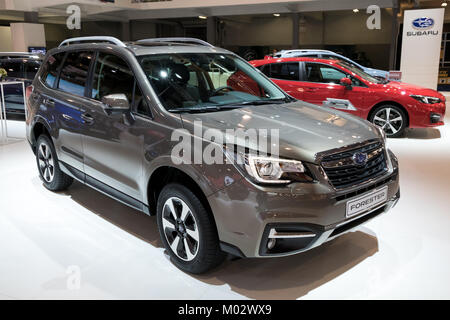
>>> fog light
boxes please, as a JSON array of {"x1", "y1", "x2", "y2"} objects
[
  {"x1": 267, "y1": 238, "x2": 276, "y2": 250},
  {"x1": 430, "y1": 113, "x2": 441, "y2": 124}
]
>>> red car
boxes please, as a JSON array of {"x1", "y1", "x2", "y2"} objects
[{"x1": 250, "y1": 57, "x2": 446, "y2": 137}]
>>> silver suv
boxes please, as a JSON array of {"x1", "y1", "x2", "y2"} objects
[{"x1": 25, "y1": 37, "x2": 400, "y2": 274}]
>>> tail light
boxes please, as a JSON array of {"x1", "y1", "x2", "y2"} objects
[
  {"x1": 25, "y1": 85, "x2": 34, "y2": 118},
  {"x1": 25, "y1": 85, "x2": 33, "y2": 100}
]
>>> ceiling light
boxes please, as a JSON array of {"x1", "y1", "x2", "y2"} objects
[
  {"x1": 442, "y1": 2, "x2": 448, "y2": 7},
  {"x1": 353, "y1": 8, "x2": 359, "y2": 13},
  {"x1": 198, "y1": 15, "x2": 207, "y2": 19},
  {"x1": 273, "y1": 13, "x2": 281, "y2": 17}
]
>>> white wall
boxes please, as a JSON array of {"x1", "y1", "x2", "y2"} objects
[
  {"x1": 10, "y1": 23, "x2": 46, "y2": 52},
  {"x1": 0, "y1": 26, "x2": 12, "y2": 51}
]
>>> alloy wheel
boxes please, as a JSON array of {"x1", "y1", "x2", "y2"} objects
[
  {"x1": 162, "y1": 197, "x2": 200, "y2": 261},
  {"x1": 38, "y1": 142, "x2": 55, "y2": 183},
  {"x1": 372, "y1": 107, "x2": 404, "y2": 136}
]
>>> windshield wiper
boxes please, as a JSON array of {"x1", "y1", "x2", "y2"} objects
[
  {"x1": 168, "y1": 105, "x2": 244, "y2": 113},
  {"x1": 228, "y1": 98, "x2": 291, "y2": 106}
]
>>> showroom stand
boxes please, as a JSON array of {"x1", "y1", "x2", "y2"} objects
[{"x1": 0, "y1": 81, "x2": 26, "y2": 145}]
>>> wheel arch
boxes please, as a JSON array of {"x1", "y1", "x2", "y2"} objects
[
  {"x1": 30, "y1": 118, "x2": 52, "y2": 154},
  {"x1": 368, "y1": 101, "x2": 410, "y2": 128},
  {"x1": 147, "y1": 166, "x2": 215, "y2": 222}
]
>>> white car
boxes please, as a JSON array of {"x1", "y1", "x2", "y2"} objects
[{"x1": 273, "y1": 49, "x2": 388, "y2": 80}]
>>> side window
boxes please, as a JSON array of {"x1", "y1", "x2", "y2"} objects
[
  {"x1": 298, "y1": 54, "x2": 319, "y2": 58},
  {"x1": 304, "y1": 63, "x2": 346, "y2": 84},
  {"x1": 259, "y1": 65, "x2": 270, "y2": 77},
  {"x1": 269, "y1": 63, "x2": 299, "y2": 81},
  {"x1": 91, "y1": 53, "x2": 134, "y2": 104},
  {"x1": 58, "y1": 51, "x2": 93, "y2": 96},
  {"x1": 321, "y1": 54, "x2": 340, "y2": 61},
  {"x1": 1, "y1": 61, "x2": 22, "y2": 78},
  {"x1": 41, "y1": 53, "x2": 65, "y2": 88},
  {"x1": 24, "y1": 60, "x2": 41, "y2": 80},
  {"x1": 133, "y1": 83, "x2": 150, "y2": 116}
]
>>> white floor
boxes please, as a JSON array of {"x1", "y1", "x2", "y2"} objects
[{"x1": 1, "y1": 118, "x2": 450, "y2": 300}]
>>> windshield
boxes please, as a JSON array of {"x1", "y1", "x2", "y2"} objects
[
  {"x1": 138, "y1": 53, "x2": 288, "y2": 112},
  {"x1": 338, "y1": 61, "x2": 383, "y2": 84}
]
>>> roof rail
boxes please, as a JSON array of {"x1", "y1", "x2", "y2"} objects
[
  {"x1": 136, "y1": 37, "x2": 214, "y2": 47},
  {"x1": 59, "y1": 36, "x2": 127, "y2": 48}
]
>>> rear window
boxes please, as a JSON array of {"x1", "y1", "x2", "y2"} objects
[
  {"x1": 41, "y1": 53, "x2": 65, "y2": 88},
  {"x1": 0, "y1": 61, "x2": 22, "y2": 78},
  {"x1": 57, "y1": 51, "x2": 94, "y2": 96},
  {"x1": 265, "y1": 62, "x2": 300, "y2": 81},
  {"x1": 24, "y1": 60, "x2": 41, "y2": 80}
]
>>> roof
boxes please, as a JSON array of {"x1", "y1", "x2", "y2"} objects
[
  {"x1": 0, "y1": 52, "x2": 43, "y2": 59},
  {"x1": 54, "y1": 36, "x2": 232, "y2": 57},
  {"x1": 277, "y1": 49, "x2": 334, "y2": 54},
  {"x1": 250, "y1": 57, "x2": 340, "y2": 67}
]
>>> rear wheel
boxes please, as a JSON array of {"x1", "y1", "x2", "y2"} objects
[
  {"x1": 36, "y1": 135, "x2": 73, "y2": 191},
  {"x1": 157, "y1": 183, "x2": 225, "y2": 274},
  {"x1": 369, "y1": 104, "x2": 407, "y2": 138}
]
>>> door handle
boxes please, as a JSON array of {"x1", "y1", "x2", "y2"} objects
[
  {"x1": 305, "y1": 87, "x2": 318, "y2": 92},
  {"x1": 81, "y1": 112, "x2": 94, "y2": 124},
  {"x1": 44, "y1": 98, "x2": 55, "y2": 107},
  {"x1": 62, "y1": 114, "x2": 73, "y2": 121}
]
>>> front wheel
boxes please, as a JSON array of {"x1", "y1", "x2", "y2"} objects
[
  {"x1": 369, "y1": 104, "x2": 407, "y2": 138},
  {"x1": 157, "y1": 183, "x2": 225, "y2": 274}
]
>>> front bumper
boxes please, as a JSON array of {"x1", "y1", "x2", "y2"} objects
[
  {"x1": 409, "y1": 101, "x2": 446, "y2": 128},
  {"x1": 208, "y1": 149, "x2": 400, "y2": 258},
  {"x1": 258, "y1": 188, "x2": 399, "y2": 256}
]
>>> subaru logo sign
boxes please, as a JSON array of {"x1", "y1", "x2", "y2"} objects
[
  {"x1": 412, "y1": 17, "x2": 434, "y2": 30},
  {"x1": 352, "y1": 152, "x2": 368, "y2": 166}
]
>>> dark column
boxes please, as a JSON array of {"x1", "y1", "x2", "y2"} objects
[
  {"x1": 389, "y1": 0, "x2": 400, "y2": 70},
  {"x1": 121, "y1": 21, "x2": 131, "y2": 41},
  {"x1": 207, "y1": 17, "x2": 217, "y2": 45},
  {"x1": 24, "y1": 12, "x2": 39, "y2": 23},
  {"x1": 292, "y1": 13, "x2": 299, "y2": 49}
]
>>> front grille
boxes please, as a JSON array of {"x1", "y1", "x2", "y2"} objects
[{"x1": 321, "y1": 142, "x2": 387, "y2": 189}]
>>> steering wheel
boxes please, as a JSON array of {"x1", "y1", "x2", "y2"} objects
[{"x1": 211, "y1": 86, "x2": 234, "y2": 96}]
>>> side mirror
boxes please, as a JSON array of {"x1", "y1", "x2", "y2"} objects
[
  {"x1": 101, "y1": 93, "x2": 130, "y2": 112},
  {"x1": 340, "y1": 77, "x2": 352, "y2": 89}
]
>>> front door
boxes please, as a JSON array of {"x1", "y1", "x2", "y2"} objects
[
  {"x1": 300, "y1": 62, "x2": 365, "y2": 117},
  {"x1": 81, "y1": 52, "x2": 144, "y2": 201}
]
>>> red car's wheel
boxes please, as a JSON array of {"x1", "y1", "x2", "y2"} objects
[{"x1": 370, "y1": 104, "x2": 407, "y2": 138}]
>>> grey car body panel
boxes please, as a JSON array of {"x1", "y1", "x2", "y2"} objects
[
  {"x1": 26, "y1": 40, "x2": 399, "y2": 259},
  {"x1": 180, "y1": 101, "x2": 379, "y2": 163}
]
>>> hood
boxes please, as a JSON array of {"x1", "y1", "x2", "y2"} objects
[
  {"x1": 364, "y1": 68, "x2": 388, "y2": 77},
  {"x1": 180, "y1": 101, "x2": 381, "y2": 163},
  {"x1": 385, "y1": 81, "x2": 444, "y2": 98}
]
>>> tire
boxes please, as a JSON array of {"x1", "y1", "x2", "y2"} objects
[
  {"x1": 157, "y1": 183, "x2": 225, "y2": 274},
  {"x1": 369, "y1": 104, "x2": 407, "y2": 138},
  {"x1": 36, "y1": 135, "x2": 73, "y2": 191}
]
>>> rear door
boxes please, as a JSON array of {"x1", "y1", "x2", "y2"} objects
[
  {"x1": 300, "y1": 62, "x2": 364, "y2": 117},
  {"x1": 261, "y1": 62, "x2": 303, "y2": 99},
  {"x1": 49, "y1": 50, "x2": 95, "y2": 173}
]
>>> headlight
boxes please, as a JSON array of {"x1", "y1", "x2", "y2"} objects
[
  {"x1": 410, "y1": 94, "x2": 441, "y2": 104},
  {"x1": 225, "y1": 147, "x2": 314, "y2": 184}
]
